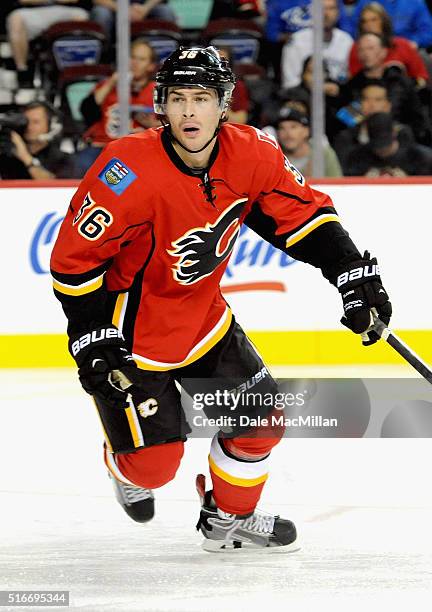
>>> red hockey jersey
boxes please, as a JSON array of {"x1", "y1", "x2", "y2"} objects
[{"x1": 51, "y1": 124, "x2": 338, "y2": 370}]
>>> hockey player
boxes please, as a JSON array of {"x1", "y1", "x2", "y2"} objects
[{"x1": 50, "y1": 47, "x2": 391, "y2": 552}]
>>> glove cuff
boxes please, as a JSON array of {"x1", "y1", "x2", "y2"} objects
[{"x1": 69, "y1": 325, "x2": 125, "y2": 368}]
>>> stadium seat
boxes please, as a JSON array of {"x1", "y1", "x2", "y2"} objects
[
  {"x1": 202, "y1": 18, "x2": 263, "y2": 63},
  {"x1": 33, "y1": 21, "x2": 106, "y2": 97},
  {"x1": 58, "y1": 64, "x2": 113, "y2": 149},
  {"x1": 169, "y1": 0, "x2": 213, "y2": 30},
  {"x1": 131, "y1": 20, "x2": 181, "y2": 64}
]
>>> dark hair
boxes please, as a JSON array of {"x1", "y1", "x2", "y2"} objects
[
  {"x1": 301, "y1": 55, "x2": 331, "y2": 81},
  {"x1": 360, "y1": 79, "x2": 390, "y2": 99},
  {"x1": 358, "y1": 3, "x2": 394, "y2": 46}
]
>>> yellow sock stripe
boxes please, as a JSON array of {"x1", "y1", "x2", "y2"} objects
[
  {"x1": 52, "y1": 274, "x2": 104, "y2": 296},
  {"x1": 208, "y1": 455, "x2": 268, "y2": 488},
  {"x1": 285, "y1": 214, "x2": 340, "y2": 248},
  {"x1": 135, "y1": 309, "x2": 233, "y2": 371}
]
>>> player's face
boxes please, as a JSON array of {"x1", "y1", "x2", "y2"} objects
[{"x1": 165, "y1": 87, "x2": 222, "y2": 151}]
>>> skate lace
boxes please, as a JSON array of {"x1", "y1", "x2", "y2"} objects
[
  {"x1": 241, "y1": 510, "x2": 275, "y2": 534},
  {"x1": 122, "y1": 484, "x2": 152, "y2": 504}
]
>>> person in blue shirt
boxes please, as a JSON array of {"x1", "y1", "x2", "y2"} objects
[
  {"x1": 265, "y1": 0, "x2": 351, "y2": 43},
  {"x1": 348, "y1": 0, "x2": 432, "y2": 48}
]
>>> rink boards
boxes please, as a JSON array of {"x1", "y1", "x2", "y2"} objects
[{"x1": 0, "y1": 178, "x2": 431, "y2": 367}]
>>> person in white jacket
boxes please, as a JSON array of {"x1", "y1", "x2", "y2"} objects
[{"x1": 281, "y1": 0, "x2": 353, "y2": 89}]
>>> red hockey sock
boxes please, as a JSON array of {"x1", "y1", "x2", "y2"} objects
[
  {"x1": 209, "y1": 410, "x2": 285, "y2": 515},
  {"x1": 106, "y1": 440, "x2": 184, "y2": 489}
]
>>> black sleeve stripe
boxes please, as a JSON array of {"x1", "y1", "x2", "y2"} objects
[
  {"x1": 271, "y1": 189, "x2": 313, "y2": 204},
  {"x1": 98, "y1": 221, "x2": 151, "y2": 248},
  {"x1": 51, "y1": 260, "x2": 111, "y2": 286},
  {"x1": 258, "y1": 188, "x2": 312, "y2": 203},
  {"x1": 244, "y1": 202, "x2": 338, "y2": 250}
]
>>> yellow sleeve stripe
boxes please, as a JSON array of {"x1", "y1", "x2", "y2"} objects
[
  {"x1": 285, "y1": 213, "x2": 340, "y2": 249},
  {"x1": 52, "y1": 272, "x2": 104, "y2": 296},
  {"x1": 208, "y1": 455, "x2": 268, "y2": 488}
]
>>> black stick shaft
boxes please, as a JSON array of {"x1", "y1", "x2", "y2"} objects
[{"x1": 373, "y1": 317, "x2": 432, "y2": 385}]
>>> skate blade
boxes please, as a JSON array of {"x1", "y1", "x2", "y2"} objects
[{"x1": 201, "y1": 538, "x2": 301, "y2": 554}]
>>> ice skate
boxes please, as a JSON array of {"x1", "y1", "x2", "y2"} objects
[
  {"x1": 195, "y1": 474, "x2": 299, "y2": 553},
  {"x1": 110, "y1": 474, "x2": 155, "y2": 523}
]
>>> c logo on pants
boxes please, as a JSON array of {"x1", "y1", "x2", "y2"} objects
[{"x1": 137, "y1": 398, "x2": 158, "y2": 418}]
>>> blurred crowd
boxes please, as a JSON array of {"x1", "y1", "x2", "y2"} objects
[{"x1": 1, "y1": 0, "x2": 432, "y2": 179}]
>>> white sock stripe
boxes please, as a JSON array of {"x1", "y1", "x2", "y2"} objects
[
  {"x1": 105, "y1": 450, "x2": 136, "y2": 486},
  {"x1": 210, "y1": 435, "x2": 270, "y2": 480}
]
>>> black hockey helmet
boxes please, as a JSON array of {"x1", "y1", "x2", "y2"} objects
[{"x1": 154, "y1": 46, "x2": 236, "y2": 115}]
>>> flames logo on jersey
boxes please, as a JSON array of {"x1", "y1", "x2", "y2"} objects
[{"x1": 168, "y1": 199, "x2": 247, "y2": 285}]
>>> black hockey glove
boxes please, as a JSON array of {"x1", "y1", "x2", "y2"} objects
[
  {"x1": 69, "y1": 325, "x2": 146, "y2": 408},
  {"x1": 333, "y1": 252, "x2": 392, "y2": 346}
]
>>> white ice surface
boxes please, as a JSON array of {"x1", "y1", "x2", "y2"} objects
[{"x1": 0, "y1": 368, "x2": 431, "y2": 611}]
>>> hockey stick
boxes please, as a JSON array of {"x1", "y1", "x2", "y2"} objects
[{"x1": 367, "y1": 310, "x2": 432, "y2": 385}]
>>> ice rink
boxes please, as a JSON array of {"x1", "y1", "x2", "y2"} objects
[{"x1": 1, "y1": 366, "x2": 431, "y2": 611}]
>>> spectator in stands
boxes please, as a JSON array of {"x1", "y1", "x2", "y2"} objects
[
  {"x1": 275, "y1": 106, "x2": 343, "y2": 177},
  {"x1": 347, "y1": 0, "x2": 432, "y2": 49},
  {"x1": 75, "y1": 38, "x2": 159, "y2": 175},
  {"x1": 345, "y1": 111, "x2": 432, "y2": 175},
  {"x1": 6, "y1": 0, "x2": 91, "y2": 89},
  {"x1": 334, "y1": 81, "x2": 414, "y2": 171},
  {"x1": 264, "y1": 0, "x2": 350, "y2": 84},
  {"x1": 266, "y1": 0, "x2": 350, "y2": 43},
  {"x1": 278, "y1": 87, "x2": 310, "y2": 115},
  {"x1": 281, "y1": 55, "x2": 343, "y2": 142},
  {"x1": 281, "y1": 0, "x2": 353, "y2": 89},
  {"x1": 0, "y1": 101, "x2": 79, "y2": 179},
  {"x1": 341, "y1": 32, "x2": 432, "y2": 144},
  {"x1": 91, "y1": 0, "x2": 177, "y2": 38},
  {"x1": 210, "y1": 0, "x2": 263, "y2": 20},
  {"x1": 349, "y1": 3, "x2": 430, "y2": 87},
  {"x1": 217, "y1": 48, "x2": 250, "y2": 124}
]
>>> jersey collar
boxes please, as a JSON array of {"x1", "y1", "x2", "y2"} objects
[{"x1": 161, "y1": 127, "x2": 219, "y2": 177}]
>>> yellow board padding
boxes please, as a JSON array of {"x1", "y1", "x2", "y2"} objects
[
  {"x1": 0, "y1": 330, "x2": 431, "y2": 368},
  {"x1": 247, "y1": 329, "x2": 432, "y2": 365}
]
